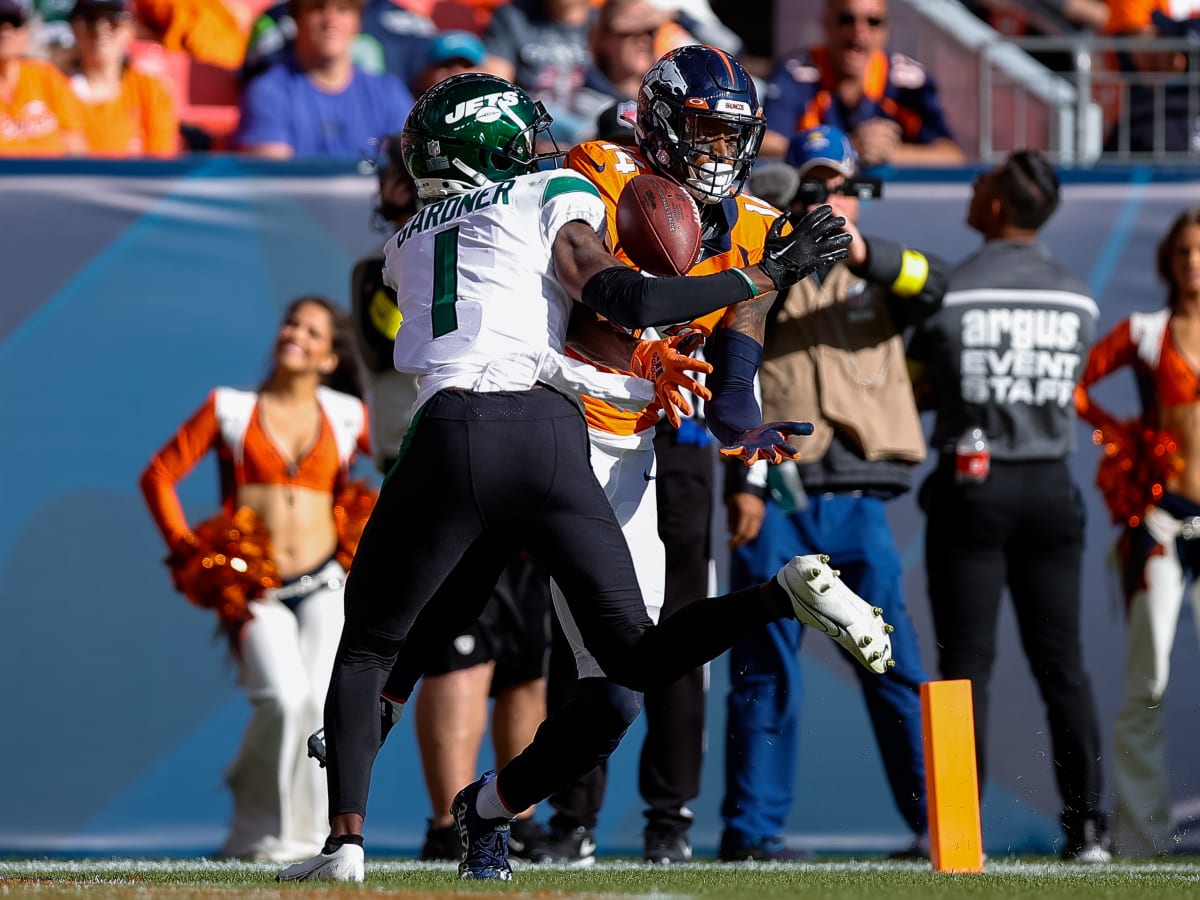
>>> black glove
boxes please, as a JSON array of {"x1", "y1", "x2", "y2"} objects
[{"x1": 756, "y1": 205, "x2": 852, "y2": 292}]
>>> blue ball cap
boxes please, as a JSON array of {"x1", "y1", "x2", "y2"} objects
[
  {"x1": 786, "y1": 126, "x2": 858, "y2": 177},
  {"x1": 426, "y1": 30, "x2": 486, "y2": 67}
]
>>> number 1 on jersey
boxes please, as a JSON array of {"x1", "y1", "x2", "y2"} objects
[{"x1": 432, "y1": 226, "x2": 459, "y2": 337}]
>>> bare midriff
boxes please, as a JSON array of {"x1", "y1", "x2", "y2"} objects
[
  {"x1": 1161, "y1": 401, "x2": 1200, "y2": 504},
  {"x1": 238, "y1": 483, "x2": 338, "y2": 579}
]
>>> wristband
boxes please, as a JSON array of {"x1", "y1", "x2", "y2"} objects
[{"x1": 730, "y1": 267, "x2": 760, "y2": 298}]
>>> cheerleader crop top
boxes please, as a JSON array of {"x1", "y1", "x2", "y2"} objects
[{"x1": 140, "y1": 387, "x2": 370, "y2": 547}]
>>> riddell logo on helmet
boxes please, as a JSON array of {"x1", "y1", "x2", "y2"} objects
[{"x1": 445, "y1": 91, "x2": 522, "y2": 124}]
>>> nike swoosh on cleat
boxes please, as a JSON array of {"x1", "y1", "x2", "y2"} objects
[
  {"x1": 792, "y1": 595, "x2": 843, "y2": 638},
  {"x1": 643, "y1": 470, "x2": 655, "y2": 482}
]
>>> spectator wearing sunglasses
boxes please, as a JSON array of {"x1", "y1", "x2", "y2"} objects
[
  {"x1": 759, "y1": 0, "x2": 964, "y2": 168},
  {"x1": 720, "y1": 124, "x2": 947, "y2": 861},
  {"x1": 65, "y1": 0, "x2": 179, "y2": 156},
  {"x1": 0, "y1": 0, "x2": 87, "y2": 156}
]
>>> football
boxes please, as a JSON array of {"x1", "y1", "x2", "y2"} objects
[{"x1": 615, "y1": 174, "x2": 703, "y2": 277}]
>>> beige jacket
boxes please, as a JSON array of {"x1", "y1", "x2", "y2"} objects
[{"x1": 759, "y1": 264, "x2": 926, "y2": 464}]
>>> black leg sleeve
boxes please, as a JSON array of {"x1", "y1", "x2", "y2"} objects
[
  {"x1": 325, "y1": 628, "x2": 400, "y2": 818},
  {"x1": 497, "y1": 678, "x2": 643, "y2": 814},
  {"x1": 545, "y1": 616, "x2": 608, "y2": 830}
]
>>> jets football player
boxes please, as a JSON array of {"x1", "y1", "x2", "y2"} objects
[{"x1": 277, "y1": 72, "x2": 887, "y2": 885}]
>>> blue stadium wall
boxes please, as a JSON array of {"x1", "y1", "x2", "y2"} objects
[{"x1": 2, "y1": 159, "x2": 1199, "y2": 858}]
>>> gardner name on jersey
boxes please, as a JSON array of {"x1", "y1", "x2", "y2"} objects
[{"x1": 382, "y1": 168, "x2": 653, "y2": 413}]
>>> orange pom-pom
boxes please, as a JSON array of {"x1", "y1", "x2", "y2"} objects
[
  {"x1": 1094, "y1": 419, "x2": 1183, "y2": 527},
  {"x1": 169, "y1": 507, "x2": 281, "y2": 628},
  {"x1": 332, "y1": 480, "x2": 378, "y2": 571}
]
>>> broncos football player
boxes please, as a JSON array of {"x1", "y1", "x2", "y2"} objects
[{"x1": 528, "y1": 45, "x2": 841, "y2": 865}]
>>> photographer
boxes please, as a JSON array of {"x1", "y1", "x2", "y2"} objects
[{"x1": 719, "y1": 125, "x2": 946, "y2": 861}]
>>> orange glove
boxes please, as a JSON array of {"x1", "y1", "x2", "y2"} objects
[
  {"x1": 718, "y1": 421, "x2": 814, "y2": 465},
  {"x1": 631, "y1": 334, "x2": 713, "y2": 428}
]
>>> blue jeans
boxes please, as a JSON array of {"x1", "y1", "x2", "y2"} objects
[{"x1": 721, "y1": 493, "x2": 929, "y2": 843}]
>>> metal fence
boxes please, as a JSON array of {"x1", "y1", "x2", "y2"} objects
[{"x1": 981, "y1": 35, "x2": 1200, "y2": 165}]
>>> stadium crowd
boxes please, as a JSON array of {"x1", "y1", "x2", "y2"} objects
[
  {"x1": 2, "y1": 0, "x2": 973, "y2": 158},
  {"x1": 6, "y1": 0, "x2": 1200, "y2": 160},
  {"x1": 7, "y1": 0, "x2": 1191, "y2": 874}
]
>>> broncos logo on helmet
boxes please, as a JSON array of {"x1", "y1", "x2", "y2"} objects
[
  {"x1": 401, "y1": 73, "x2": 561, "y2": 199},
  {"x1": 635, "y1": 45, "x2": 766, "y2": 205}
]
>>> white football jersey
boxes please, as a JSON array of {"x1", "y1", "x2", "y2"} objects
[{"x1": 384, "y1": 168, "x2": 628, "y2": 410}]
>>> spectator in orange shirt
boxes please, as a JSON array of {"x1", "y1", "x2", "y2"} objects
[
  {"x1": 134, "y1": 0, "x2": 250, "y2": 70},
  {"x1": 0, "y1": 0, "x2": 87, "y2": 155},
  {"x1": 66, "y1": 0, "x2": 180, "y2": 156}
]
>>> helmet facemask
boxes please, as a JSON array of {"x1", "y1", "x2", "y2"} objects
[{"x1": 675, "y1": 108, "x2": 764, "y2": 204}]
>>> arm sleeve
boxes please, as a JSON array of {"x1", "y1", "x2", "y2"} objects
[
  {"x1": 580, "y1": 265, "x2": 754, "y2": 331},
  {"x1": 1075, "y1": 319, "x2": 1136, "y2": 436},
  {"x1": 139, "y1": 392, "x2": 221, "y2": 548},
  {"x1": 703, "y1": 328, "x2": 764, "y2": 446},
  {"x1": 851, "y1": 237, "x2": 950, "y2": 329}
]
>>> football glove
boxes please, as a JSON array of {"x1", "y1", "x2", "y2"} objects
[
  {"x1": 719, "y1": 420, "x2": 815, "y2": 465},
  {"x1": 756, "y1": 206, "x2": 853, "y2": 292},
  {"x1": 631, "y1": 334, "x2": 713, "y2": 428}
]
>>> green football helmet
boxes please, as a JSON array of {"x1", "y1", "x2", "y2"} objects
[{"x1": 401, "y1": 73, "x2": 560, "y2": 199}]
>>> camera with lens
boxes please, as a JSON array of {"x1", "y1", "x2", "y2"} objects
[{"x1": 792, "y1": 176, "x2": 883, "y2": 208}]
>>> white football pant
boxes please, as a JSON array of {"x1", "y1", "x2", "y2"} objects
[
  {"x1": 221, "y1": 565, "x2": 344, "y2": 860},
  {"x1": 1113, "y1": 507, "x2": 1200, "y2": 856},
  {"x1": 551, "y1": 427, "x2": 666, "y2": 679}
]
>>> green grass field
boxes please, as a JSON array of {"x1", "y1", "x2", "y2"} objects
[{"x1": 3, "y1": 858, "x2": 1200, "y2": 899}]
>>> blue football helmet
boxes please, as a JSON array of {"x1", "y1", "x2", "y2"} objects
[{"x1": 635, "y1": 45, "x2": 766, "y2": 205}]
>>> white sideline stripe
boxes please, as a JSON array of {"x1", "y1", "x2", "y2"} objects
[
  {"x1": 3, "y1": 859, "x2": 1200, "y2": 876},
  {"x1": 942, "y1": 288, "x2": 1100, "y2": 316}
]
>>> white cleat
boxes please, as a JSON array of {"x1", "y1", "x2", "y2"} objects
[
  {"x1": 276, "y1": 839, "x2": 365, "y2": 882},
  {"x1": 777, "y1": 554, "x2": 895, "y2": 675}
]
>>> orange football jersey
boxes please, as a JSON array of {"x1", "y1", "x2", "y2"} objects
[
  {"x1": 565, "y1": 140, "x2": 780, "y2": 436},
  {"x1": 0, "y1": 60, "x2": 85, "y2": 158}
]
